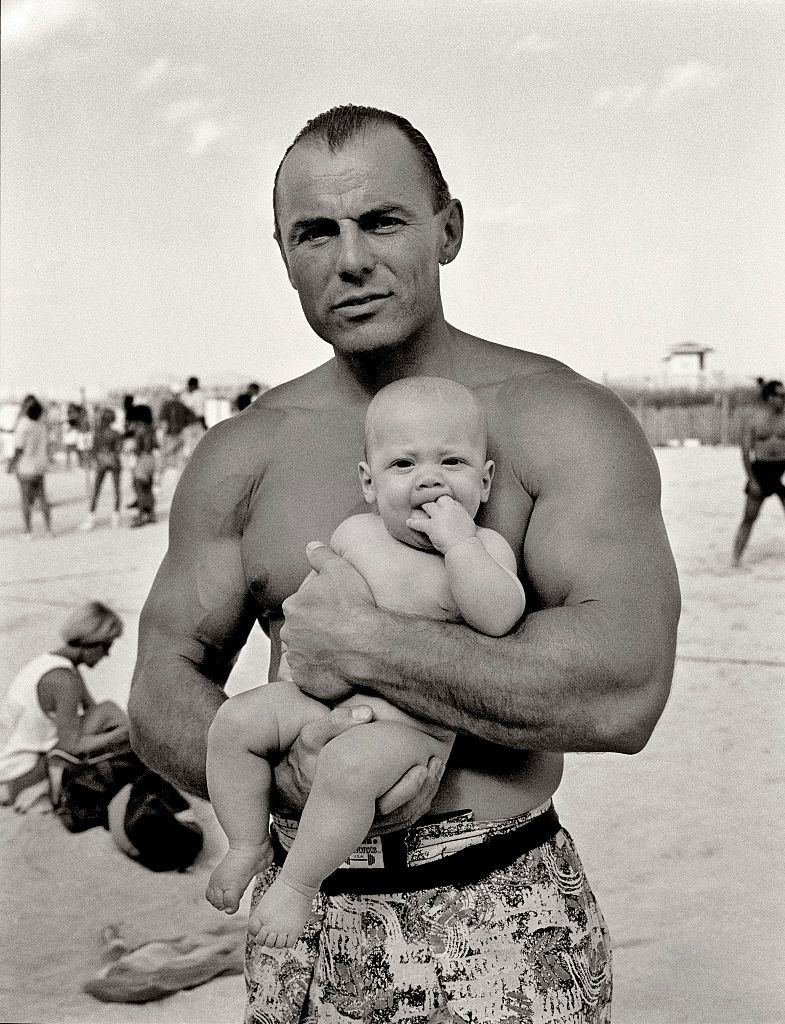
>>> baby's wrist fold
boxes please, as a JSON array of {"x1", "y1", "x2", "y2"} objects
[{"x1": 443, "y1": 535, "x2": 482, "y2": 556}]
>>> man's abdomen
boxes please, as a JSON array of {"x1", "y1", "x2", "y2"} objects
[{"x1": 432, "y1": 739, "x2": 564, "y2": 820}]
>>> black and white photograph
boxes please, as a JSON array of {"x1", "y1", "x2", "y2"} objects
[{"x1": 1, "y1": 2, "x2": 783, "y2": 1022}]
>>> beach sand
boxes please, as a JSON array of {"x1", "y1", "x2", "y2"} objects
[{"x1": 1, "y1": 447, "x2": 783, "y2": 1023}]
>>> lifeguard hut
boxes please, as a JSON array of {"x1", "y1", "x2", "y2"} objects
[{"x1": 662, "y1": 342, "x2": 714, "y2": 390}]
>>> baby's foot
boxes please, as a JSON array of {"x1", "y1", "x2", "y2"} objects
[
  {"x1": 248, "y1": 874, "x2": 319, "y2": 948},
  {"x1": 206, "y1": 843, "x2": 273, "y2": 914}
]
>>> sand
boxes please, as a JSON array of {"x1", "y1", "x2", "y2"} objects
[{"x1": 1, "y1": 447, "x2": 783, "y2": 1023}]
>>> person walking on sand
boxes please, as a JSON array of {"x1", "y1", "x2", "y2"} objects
[
  {"x1": 81, "y1": 408, "x2": 124, "y2": 530},
  {"x1": 206, "y1": 377, "x2": 527, "y2": 948},
  {"x1": 7, "y1": 396, "x2": 52, "y2": 539},
  {"x1": 129, "y1": 105, "x2": 680, "y2": 1022},
  {"x1": 732, "y1": 377, "x2": 785, "y2": 566}
]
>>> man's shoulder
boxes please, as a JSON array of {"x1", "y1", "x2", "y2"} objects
[{"x1": 478, "y1": 350, "x2": 630, "y2": 434}]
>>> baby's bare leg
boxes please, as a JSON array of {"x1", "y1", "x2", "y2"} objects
[
  {"x1": 206, "y1": 682, "x2": 327, "y2": 915},
  {"x1": 250, "y1": 722, "x2": 452, "y2": 948}
]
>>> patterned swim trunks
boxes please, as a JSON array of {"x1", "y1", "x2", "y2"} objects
[{"x1": 245, "y1": 801, "x2": 612, "y2": 1023}]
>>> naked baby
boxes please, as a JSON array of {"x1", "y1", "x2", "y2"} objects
[{"x1": 205, "y1": 376, "x2": 526, "y2": 947}]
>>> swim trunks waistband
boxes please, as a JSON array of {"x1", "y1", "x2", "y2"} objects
[{"x1": 270, "y1": 801, "x2": 561, "y2": 894}]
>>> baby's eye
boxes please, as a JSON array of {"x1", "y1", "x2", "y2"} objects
[
  {"x1": 391, "y1": 459, "x2": 413, "y2": 469},
  {"x1": 442, "y1": 458, "x2": 465, "y2": 466}
]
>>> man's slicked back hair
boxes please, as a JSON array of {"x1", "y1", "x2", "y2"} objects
[{"x1": 273, "y1": 105, "x2": 452, "y2": 235}]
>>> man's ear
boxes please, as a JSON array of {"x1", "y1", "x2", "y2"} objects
[
  {"x1": 480, "y1": 459, "x2": 495, "y2": 502},
  {"x1": 274, "y1": 230, "x2": 298, "y2": 290},
  {"x1": 358, "y1": 462, "x2": 376, "y2": 505},
  {"x1": 438, "y1": 198, "x2": 464, "y2": 267}
]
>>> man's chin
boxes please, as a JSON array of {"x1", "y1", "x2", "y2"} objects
[{"x1": 319, "y1": 317, "x2": 410, "y2": 357}]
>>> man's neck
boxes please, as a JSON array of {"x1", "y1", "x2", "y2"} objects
[{"x1": 331, "y1": 320, "x2": 466, "y2": 399}]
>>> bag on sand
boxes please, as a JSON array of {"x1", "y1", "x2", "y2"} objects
[
  {"x1": 54, "y1": 749, "x2": 143, "y2": 833},
  {"x1": 118, "y1": 769, "x2": 203, "y2": 873},
  {"x1": 54, "y1": 752, "x2": 202, "y2": 872}
]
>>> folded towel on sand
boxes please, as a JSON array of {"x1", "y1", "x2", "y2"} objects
[{"x1": 83, "y1": 922, "x2": 246, "y2": 1003}]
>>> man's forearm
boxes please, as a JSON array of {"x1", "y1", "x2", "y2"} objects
[
  {"x1": 344, "y1": 601, "x2": 675, "y2": 755},
  {"x1": 128, "y1": 651, "x2": 227, "y2": 798}
]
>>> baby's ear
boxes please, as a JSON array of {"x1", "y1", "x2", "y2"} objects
[{"x1": 358, "y1": 462, "x2": 376, "y2": 505}]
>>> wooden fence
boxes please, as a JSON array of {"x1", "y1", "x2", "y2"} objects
[{"x1": 630, "y1": 397, "x2": 746, "y2": 447}]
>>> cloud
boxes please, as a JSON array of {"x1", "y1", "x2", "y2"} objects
[
  {"x1": 1, "y1": 0, "x2": 99, "y2": 53},
  {"x1": 135, "y1": 57, "x2": 171, "y2": 92},
  {"x1": 164, "y1": 98, "x2": 207, "y2": 123},
  {"x1": 593, "y1": 63, "x2": 721, "y2": 114},
  {"x1": 516, "y1": 32, "x2": 557, "y2": 54},
  {"x1": 187, "y1": 119, "x2": 227, "y2": 156},
  {"x1": 653, "y1": 61, "x2": 722, "y2": 106},
  {"x1": 134, "y1": 56, "x2": 208, "y2": 92},
  {"x1": 592, "y1": 81, "x2": 650, "y2": 112},
  {"x1": 135, "y1": 57, "x2": 230, "y2": 156}
]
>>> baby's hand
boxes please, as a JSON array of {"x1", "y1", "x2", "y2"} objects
[{"x1": 406, "y1": 495, "x2": 476, "y2": 554}]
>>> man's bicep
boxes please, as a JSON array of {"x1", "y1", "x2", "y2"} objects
[
  {"x1": 523, "y1": 408, "x2": 679, "y2": 625},
  {"x1": 145, "y1": 432, "x2": 260, "y2": 670}
]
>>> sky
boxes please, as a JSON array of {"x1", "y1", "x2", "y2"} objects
[{"x1": 1, "y1": 0, "x2": 783, "y2": 401}]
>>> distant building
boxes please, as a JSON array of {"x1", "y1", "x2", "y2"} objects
[{"x1": 662, "y1": 342, "x2": 715, "y2": 389}]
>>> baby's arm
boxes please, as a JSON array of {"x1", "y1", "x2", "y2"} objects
[
  {"x1": 205, "y1": 680, "x2": 328, "y2": 913},
  {"x1": 407, "y1": 495, "x2": 526, "y2": 636},
  {"x1": 445, "y1": 529, "x2": 525, "y2": 636}
]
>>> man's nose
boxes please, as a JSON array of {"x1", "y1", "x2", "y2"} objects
[{"x1": 336, "y1": 222, "x2": 374, "y2": 279}]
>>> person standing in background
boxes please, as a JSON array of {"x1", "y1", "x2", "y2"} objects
[
  {"x1": 130, "y1": 429, "x2": 157, "y2": 528},
  {"x1": 81, "y1": 408, "x2": 124, "y2": 530},
  {"x1": 732, "y1": 377, "x2": 785, "y2": 565},
  {"x1": 158, "y1": 388, "x2": 195, "y2": 477},
  {"x1": 7, "y1": 397, "x2": 52, "y2": 539},
  {"x1": 181, "y1": 376, "x2": 207, "y2": 460}
]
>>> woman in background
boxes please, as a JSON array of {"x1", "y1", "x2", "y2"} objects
[
  {"x1": 7, "y1": 396, "x2": 52, "y2": 539},
  {"x1": 0, "y1": 602, "x2": 126, "y2": 806}
]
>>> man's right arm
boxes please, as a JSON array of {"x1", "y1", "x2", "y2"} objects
[{"x1": 128, "y1": 419, "x2": 260, "y2": 797}]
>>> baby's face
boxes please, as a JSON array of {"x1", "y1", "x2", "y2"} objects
[{"x1": 359, "y1": 399, "x2": 493, "y2": 549}]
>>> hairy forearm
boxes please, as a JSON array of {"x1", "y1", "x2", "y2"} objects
[{"x1": 343, "y1": 600, "x2": 675, "y2": 754}]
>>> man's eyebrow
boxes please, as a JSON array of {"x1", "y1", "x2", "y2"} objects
[
  {"x1": 288, "y1": 216, "x2": 336, "y2": 238},
  {"x1": 359, "y1": 204, "x2": 408, "y2": 219},
  {"x1": 289, "y1": 205, "x2": 409, "y2": 238}
]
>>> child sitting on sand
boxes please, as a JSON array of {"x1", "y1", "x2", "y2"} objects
[{"x1": 205, "y1": 377, "x2": 527, "y2": 947}]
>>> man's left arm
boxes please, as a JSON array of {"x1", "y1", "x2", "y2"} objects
[{"x1": 281, "y1": 386, "x2": 680, "y2": 754}]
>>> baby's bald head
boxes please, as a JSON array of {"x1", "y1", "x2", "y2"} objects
[{"x1": 364, "y1": 377, "x2": 487, "y2": 460}]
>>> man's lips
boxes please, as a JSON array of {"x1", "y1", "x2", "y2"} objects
[{"x1": 332, "y1": 293, "x2": 390, "y2": 311}]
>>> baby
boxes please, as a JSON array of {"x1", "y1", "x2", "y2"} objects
[{"x1": 205, "y1": 376, "x2": 526, "y2": 947}]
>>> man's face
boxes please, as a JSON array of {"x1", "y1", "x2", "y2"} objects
[
  {"x1": 275, "y1": 126, "x2": 456, "y2": 356},
  {"x1": 359, "y1": 399, "x2": 493, "y2": 549}
]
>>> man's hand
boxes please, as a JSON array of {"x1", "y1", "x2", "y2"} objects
[
  {"x1": 272, "y1": 703, "x2": 375, "y2": 814},
  {"x1": 280, "y1": 542, "x2": 376, "y2": 702},
  {"x1": 372, "y1": 755, "x2": 446, "y2": 833},
  {"x1": 272, "y1": 703, "x2": 445, "y2": 831},
  {"x1": 406, "y1": 495, "x2": 476, "y2": 554}
]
